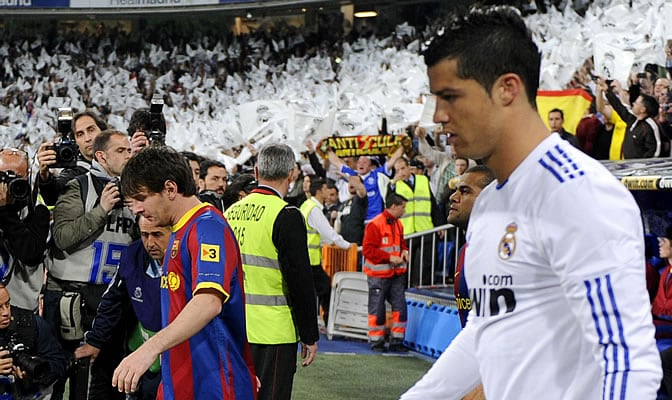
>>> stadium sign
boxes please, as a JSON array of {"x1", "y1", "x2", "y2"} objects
[
  {"x1": 0, "y1": 0, "x2": 68, "y2": 6},
  {"x1": 69, "y1": 0, "x2": 220, "y2": 7}
]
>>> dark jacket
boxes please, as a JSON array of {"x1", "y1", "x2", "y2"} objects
[
  {"x1": 0, "y1": 204, "x2": 50, "y2": 310},
  {"x1": 85, "y1": 240, "x2": 161, "y2": 349},
  {"x1": 36, "y1": 157, "x2": 91, "y2": 206},
  {"x1": 606, "y1": 89, "x2": 661, "y2": 158},
  {"x1": 1, "y1": 306, "x2": 68, "y2": 397}
]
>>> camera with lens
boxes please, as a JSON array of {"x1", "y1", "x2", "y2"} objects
[
  {"x1": 0, "y1": 171, "x2": 28, "y2": 202},
  {"x1": 147, "y1": 95, "x2": 166, "y2": 145},
  {"x1": 52, "y1": 108, "x2": 79, "y2": 169},
  {"x1": 109, "y1": 177, "x2": 124, "y2": 209},
  {"x1": 0, "y1": 336, "x2": 49, "y2": 386}
]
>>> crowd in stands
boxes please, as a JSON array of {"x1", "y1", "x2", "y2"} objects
[{"x1": 3, "y1": 0, "x2": 672, "y2": 398}]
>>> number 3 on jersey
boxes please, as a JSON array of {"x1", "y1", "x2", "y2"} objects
[{"x1": 200, "y1": 244, "x2": 220, "y2": 262}]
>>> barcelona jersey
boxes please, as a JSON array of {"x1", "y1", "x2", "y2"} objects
[{"x1": 158, "y1": 203, "x2": 256, "y2": 400}]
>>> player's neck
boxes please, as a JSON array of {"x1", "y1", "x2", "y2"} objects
[
  {"x1": 170, "y1": 195, "x2": 203, "y2": 225},
  {"x1": 486, "y1": 110, "x2": 550, "y2": 184}
]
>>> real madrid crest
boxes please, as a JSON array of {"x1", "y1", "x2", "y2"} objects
[{"x1": 498, "y1": 222, "x2": 517, "y2": 260}]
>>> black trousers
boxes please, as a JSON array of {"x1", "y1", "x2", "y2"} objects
[
  {"x1": 311, "y1": 265, "x2": 331, "y2": 324},
  {"x1": 251, "y1": 343, "x2": 298, "y2": 400}
]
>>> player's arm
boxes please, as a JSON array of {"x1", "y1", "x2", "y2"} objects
[
  {"x1": 542, "y1": 179, "x2": 661, "y2": 399},
  {"x1": 400, "y1": 324, "x2": 480, "y2": 400},
  {"x1": 112, "y1": 288, "x2": 223, "y2": 394}
]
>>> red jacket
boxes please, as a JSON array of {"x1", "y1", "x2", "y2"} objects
[
  {"x1": 653, "y1": 264, "x2": 672, "y2": 318},
  {"x1": 362, "y1": 210, "x2": 408, "y2": 278}
]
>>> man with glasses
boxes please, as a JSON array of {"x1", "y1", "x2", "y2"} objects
[
  {"x1": 0, "y1": 148, "x2": 50, "y2": 311},
  {"x1": 36, "y1": 111, "x2": 108, "y2": 205}
]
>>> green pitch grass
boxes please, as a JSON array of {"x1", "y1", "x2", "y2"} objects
[{"x1": 292, "y1": 353, "x2": 433, "y2": 400}]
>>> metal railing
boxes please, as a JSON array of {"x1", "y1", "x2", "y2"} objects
[
  {"x1": 404, "y1": 223, "x2": 462, "y2": 288},
  {"x1": 352, "y1": 223, "x2": 463, "y2": 289}
]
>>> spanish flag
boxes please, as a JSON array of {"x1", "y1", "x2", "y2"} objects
[{"x1": 536, "y1": 89, "x2": 593, "y2": 135}]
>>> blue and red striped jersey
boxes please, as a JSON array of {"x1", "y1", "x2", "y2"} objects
[{"x1": 158, "y1": 203, "x2": 256, "y2": 400}]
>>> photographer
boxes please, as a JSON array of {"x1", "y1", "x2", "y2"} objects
[
  {"x1": 126, "y1": 98, "x2": 167, "y2": 154},
  {"x1": 36, "y1": 111, "x2": 108, "y2": 206},
  {"x1": 45, "y1": 131, "x2": 135, "y2": 400},
  {"x1": 0, "y1": 148, "x2": 50, "y2": 311},
  {"x1": 0, "y1": 284, "x2": 68, "y2": 400}
]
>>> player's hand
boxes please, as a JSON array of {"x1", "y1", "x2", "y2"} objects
[
  {"x1": 300, "y1": 342, "x2": 317, "y2": 367},
  {"x1": 130, "y1": 131, "x2": 149, "y2": 155},
  {"x1": 112, "y1": 346, "x2": 157, "y2": 393},
  {"x1": 100, "y1": 182, "x2": 121, "y2": 213},
  {"x1": 37, "y1": 142, "x2": 57, "y2": 180},
  {"x1": 74, "y1": 343, "x2": 100, "y2": 363}
]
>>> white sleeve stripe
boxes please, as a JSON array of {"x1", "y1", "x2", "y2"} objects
[{"x1": 584, "y1": 274, "x2": 631, "y2": 400}]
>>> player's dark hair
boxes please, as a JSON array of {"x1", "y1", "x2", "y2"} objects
[
  {"x1": 121, "y1": 146, "x2": 197, "y2": 197},
  {"x1": 464, "y1": 165, "x2": 496, "y2": 189},
  {"x1": 423, "y1": 6, "x2": 541, "y2": 108}
]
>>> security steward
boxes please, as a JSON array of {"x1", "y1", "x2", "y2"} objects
[
  {"x1": 390, "y1": 157, "x2": 443, "y2": 286},
  {"x1": 224, "y1": 143, "x2": 318, "y2": 400}
]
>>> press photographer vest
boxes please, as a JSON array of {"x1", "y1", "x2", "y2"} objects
[{"x1": 50, "y1": 173, "x2": 134, "y2": 284}]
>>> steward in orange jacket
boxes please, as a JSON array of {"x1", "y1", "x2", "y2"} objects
[{"x1": 362, "y1": 193, "x2": 409, "y2": 352}]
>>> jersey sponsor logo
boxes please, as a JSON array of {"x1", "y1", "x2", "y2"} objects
[
  {"x1": 160, "y1": 271, "x2": 181, "y2": 291},
  {"x1": 170, "y1": 240, "x2": 179, "y2": 259},
  {"x1": 200, "y1": 244, "x2": 220, "y2": 262},
  {"x1": 455, "y1": 294, "x2": 471, "y2": 311},
  {"x1": 498, "y1": 222, "x2": 517, "y2": 260},
  {"x1": 471, "y1": 287, "x2": 517, "y2": 317},
  {"x1": 471, "y1": 273, "x2": 516, "y2": 317}
]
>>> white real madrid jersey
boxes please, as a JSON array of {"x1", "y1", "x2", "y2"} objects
[{"x1": 462, "y1": 134, "x2": 661, "y2": 400}]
